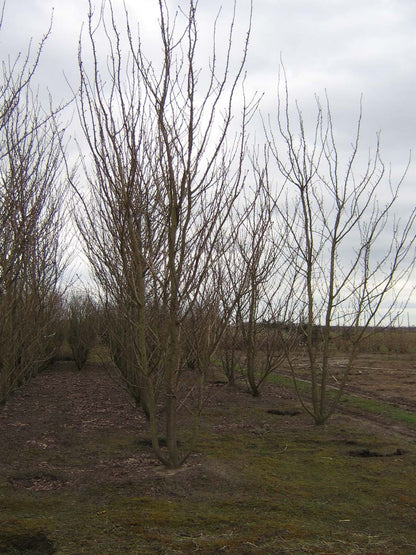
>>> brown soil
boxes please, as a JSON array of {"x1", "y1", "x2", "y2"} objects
[
  {"x1": 283, "y1": 352, "x2": 416, "y2": 410},
  {"x1": 343, "y1": 353, "x2": 416, "y2": 410},
  {"x1": 0, "y1": 362, "x2": 161, "y2": 495}
]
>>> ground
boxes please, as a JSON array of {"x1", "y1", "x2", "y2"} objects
[{"x1": 0, "y1": 353, "x2": 415, "y2": 554}]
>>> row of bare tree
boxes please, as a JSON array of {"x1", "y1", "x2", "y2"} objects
[
  {"x1": 1, "y1": 1, "x2": 415, "y2": 468},
  {"x1": 0, "y1": 11, "x2": 66, "y2": 405}
]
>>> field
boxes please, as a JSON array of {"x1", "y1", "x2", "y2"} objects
[{"x1": 1, "y1": 343, "x2": 416, "y2": 553}]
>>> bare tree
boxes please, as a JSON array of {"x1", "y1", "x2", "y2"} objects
[
  {"x1": 232, "y1": 155, "x2": 290, "y2": 396},
  {"x1": 219, "y1": 313, "x2": 241, "y2": 387},
  {"x1": 74, "y1": 0, "x2": 254, "y2": 467},
  {"x1": 267, "y1": 70, "x2": 416, "y2": 424},
  {"x1": 67, "y1": 293, "x2": 97, "y2": 370},
  {"x1": 0, "y1": 12, "x2": 67, "y2": 405}
]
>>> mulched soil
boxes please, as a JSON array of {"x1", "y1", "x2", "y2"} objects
[{"x1": 0, "y1": 362, "x2": 161, "y2": 494}]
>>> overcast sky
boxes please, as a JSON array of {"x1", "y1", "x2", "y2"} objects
[
  {"x1": 2, "y1": 0, "x2": 415, "y2": 149},
  {"x1": 1, "y1": 0, "x2": 415, "y2": 321}
]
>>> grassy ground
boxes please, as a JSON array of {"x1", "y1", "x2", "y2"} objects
[
  {"x1": 0, "y1": 362, "x2": 416, "y2": 554},
  {"x1": 272, "y1": 374, "x2": 416, "y2": 427}
]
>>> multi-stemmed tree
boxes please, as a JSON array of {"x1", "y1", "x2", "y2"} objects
[
  {"x1": 232, "y1": 160, "x2": 289, "y2": 397},
  {"x1": 266, "y1": 70, "x2": 416, "y2": 424},
  {"x1": 74, "y1": 0, "x2": 254, "y2": 467}
]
